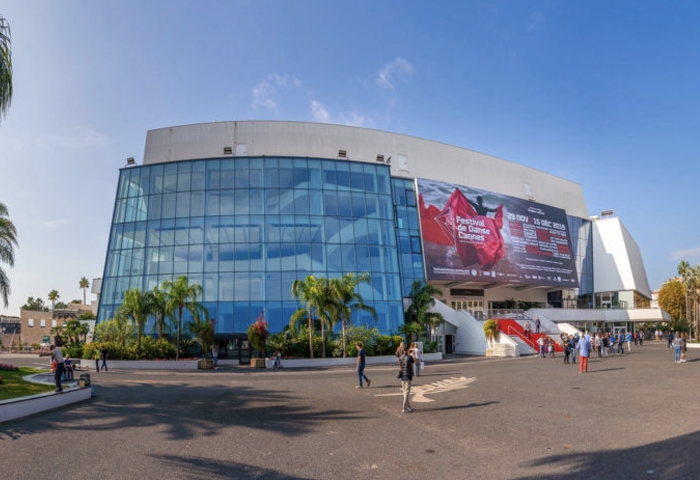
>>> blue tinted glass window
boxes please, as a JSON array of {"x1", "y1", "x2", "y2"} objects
[{"x1": 220, "y1": 160, "x2": 235, "y2": 188}]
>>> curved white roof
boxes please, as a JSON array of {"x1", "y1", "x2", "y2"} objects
[{"x1": 143, "y1": 121, "x2": 589, "y2": 218}]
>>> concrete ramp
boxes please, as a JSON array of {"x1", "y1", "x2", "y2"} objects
[{"x1": 431, "y1": 298, "x2": 487, "y2": 355}]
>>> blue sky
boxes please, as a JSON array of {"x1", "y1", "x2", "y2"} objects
[{"x1": 1, "y1": 1, "x2": 698, "y2": 315}]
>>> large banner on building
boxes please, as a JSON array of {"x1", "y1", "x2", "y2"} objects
[{"x1": 418, "y1": 178, "x2": 579, "y2": 288}]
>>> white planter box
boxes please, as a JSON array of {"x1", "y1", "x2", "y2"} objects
[
  {"x1": 267, "y1": 352, "x2": 443, "y2": 369},
  {"x1": 0, "y1": 387, "x2": 91, "y2": 423},
  {"x1": 106, "y1": 360, "x2": 200, "y2": 370}
]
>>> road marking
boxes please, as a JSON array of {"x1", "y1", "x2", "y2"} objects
[{"x1": 374, "y1": 376, "x2": 476, "y2": 403}]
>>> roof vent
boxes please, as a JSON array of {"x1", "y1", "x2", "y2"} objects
[
  {"x1": 338, "y1": 150, "x2": 347, "y2": 158},
  {"x1": 223, "y1": 147, "x2": 233, "y2": 155},
  {"x1": 376, "y1": 155, "x2": 385, "y2": 162},
  {"x1": 600, "y1": 210, "x2": 615, "y2": 218}
]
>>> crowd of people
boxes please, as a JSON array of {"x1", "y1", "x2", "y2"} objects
[{"x1": 534, "y1": 329, "x2": 691, "y2": 372}]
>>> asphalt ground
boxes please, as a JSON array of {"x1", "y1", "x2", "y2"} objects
[{"x1": 1, "y1": 341, "x2": 699, "y2": 480}]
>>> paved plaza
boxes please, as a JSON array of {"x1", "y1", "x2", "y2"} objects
[{"x1": 2, "y1": 342, "x2": 700, "y2": 479}]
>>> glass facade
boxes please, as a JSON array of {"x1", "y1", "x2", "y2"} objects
[
  {"x1": 566, "y1": 215, "x2": 594, "y2": 308},
  {"x1": 391, "y1": 178, "x2": 425, "y2": 296},
  {"x1": 98, "y1": 157, "x2": 406, "y2": 336}
]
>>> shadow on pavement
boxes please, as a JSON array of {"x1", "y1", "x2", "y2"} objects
[
  {"x1": 420, "y1": 401, "x2": 499, "y2": 412},
  {"x1": 514, "y1": 430, "x2": 700, "y2": 480},
  {"x1": 0, "y1": 382, "x2": 363, "y2": 442},
  {"x1": 149, "y1": 454, "x2": 314, "y2": 480}
]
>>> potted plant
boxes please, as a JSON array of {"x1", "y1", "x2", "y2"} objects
[
  {"x1": 247, "y1": 312, "x2": 269, "y2": 368},
  {"x1": 484, "y1": 319, "x2": 500, "y2": 356},
  {"x1": 191, "y1": 317, "x2": 216, "y2": 370}
]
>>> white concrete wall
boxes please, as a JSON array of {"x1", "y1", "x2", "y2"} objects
[
  {"x1": 527, "y1": 307, "x2": 671, "y2": 323},
  {"x1": 271, "y1": 353, "x2": 443, "y2": 369},
  {"x1": 431, "y1": 298, "x2": 487, "y2": 355},
  {"x1": 105, "y1": 360, "x2": 200, "y2": 370},
  {"x1": 592, "y1": 217, "x2": 651, "y2": 297},
  {"x1": 142, "y1": 121, "x2": 589, "y2": 218},
  {"x1": 0, "y1": 388, "x2": 91, "y2": 423}
]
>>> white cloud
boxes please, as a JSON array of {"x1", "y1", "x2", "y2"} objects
[
  {"x1": 310, "y1": 100, "x2": 330, "y2": 123},
  {"x1": 252, "y1": 74, "x2": 302, "y2": 110},
  {"x1": 528, "y1": 12, "x2": 546, "y2": 31},
  {"x1": 51, "y1": 127, "x2": 109, "y2": 149},
  {"x1": 671, "y1": 246, "x2": 700, "y2": 261},
  {"x1": 310, "y1": 100, "x2": 375, "y2": 128},
  {"x1": 376, "y1": 57, "x2": 415, "y2": 90}
]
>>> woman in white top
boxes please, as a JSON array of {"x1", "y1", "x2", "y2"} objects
[{"x1": 410, "y1": 342, "x2": 422, "y2": 376}]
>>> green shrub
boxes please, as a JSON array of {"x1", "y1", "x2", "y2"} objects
[
  {"x1": 375, "y1": 334, "x2": 404, "y2": 356},
  {"x1": 423, "y1": 340, "x2": 438, "y2": 353},
  {"x1": 62, "y1": 346, "x2": 83, "y2": 359}
]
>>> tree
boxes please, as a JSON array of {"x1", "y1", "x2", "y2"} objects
[
  {"x1": 21, "y1": 296, "x2": 48, "y2": 312},
  {"x1": 48, "y1": 290, "x2": 60, "y2": 310},
  {"x1": 328, "y1": 273, "x2": 377, "y2": 358},
  {"x1": 118, "y1": 288, "x2": 151, "y2": 355},
  {"x1": 79, "y1": 276, "x2": 90, "y2": 304},
  {"x1": 484, "y1": 319, "x2": 500, "y2": 350},
  {"x1": 0, "y1": 201, "x2": 18, "y2": 308},
  {"x1": 681, "y1": 264, "x2": 700, "y2": 340},
  {"x1": 54, "y1": 301, "x2": 68, "y2": 310},
  {"x1": 144, "y1": 286, "x2": 168, "y2": 339},
  {"x1": 658, "y1": 279, "x2": 686, "y2": 325},
  {"x1": 189, "y1": 314, "x2": 215, "y2": 358},
  {"x1": 63, "y1": 319, "x2": 89, "y2": 345},
  {"x1": 0, "y1": 14, "x2": 12, "y2": 123},
  {"x1": 162, "y1": 275, "x2": 207, "y2": 361},
  {"x1": 404, "y1": 281, "x2": 445, "y2": 342},
  {"x1": 291, "y1": 275, "x2": 325, "y2": 358},
  {"x1": 94, "y1": 313, "x2": 135, "y2": 347}
]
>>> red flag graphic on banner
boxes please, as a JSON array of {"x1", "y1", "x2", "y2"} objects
[{"x1": 420, "y1": 188, "x2": 505, "y2": 269}]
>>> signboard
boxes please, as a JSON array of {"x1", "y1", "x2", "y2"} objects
[{"x1": 417, "y1": 179, "x2": 578, "y2": 288}]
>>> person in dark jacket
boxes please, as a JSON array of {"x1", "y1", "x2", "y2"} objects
[{"x1": 397, "y1": 346, "x2": 415, "y2": 413}]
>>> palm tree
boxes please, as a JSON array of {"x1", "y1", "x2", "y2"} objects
[
  {"x1": 145, "y1": 285, "x2": 168, "y2": 339},
  {"x1": 48, "y1": 289, "x2": 60, "y2": 311},
  {"x1": 678, "y1": 260, "x2": 690, "y2": 328},
  {"x1": 162, "y1": 275, "x2": 207, "y2": 360},
  {"x1": 79, "y1": 276, "x2": 90, "y2": 304},
  {"x1": 328, "y1": 273, "x2": 377, "y2": 357},
  {"x1": 404, "y1": 280, "x2": 445, "y2": 343},
  {"x1": 118, "y1": 288, "x2": 151, "y2": 355},
  {"x1": 682, "y1": 264, "x2": 700, "y2": 340},
  {"x1": 291, "y1": 275, "x2": 324, "y2": 358},
  {"x1": 0, "y1": 201, "x2": 18, "y2": 307},
  {"x1": 0, "y1": 14, "x2": 12, "y2": 123}
]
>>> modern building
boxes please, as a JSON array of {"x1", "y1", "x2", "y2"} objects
[{"x1": 97, "y1": 121, "x2": 668, "y2": 357}]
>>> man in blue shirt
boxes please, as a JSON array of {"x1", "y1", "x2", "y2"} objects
[
  {"x1": 355, "y1": 342, "x2": 371, "y2": 389},
  {"x1": 578, "y1": 335, "x2": 590, "y2": 373}
]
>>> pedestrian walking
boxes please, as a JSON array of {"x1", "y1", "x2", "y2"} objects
[
  {"x1": 681, "y1": 333, "x2": 687, "y2": 363},
  {"x1": 535, "y1": 317, "x2": 541, "y2": 334},
  {"x1": 578, "y1": 335, "x2": 590, "y2": 373},
  {"x1": 673, "y1": 334, "x2": 682, "y2": 363},
  {"x1": 100, "y1": 346, "x2": 109, "y2": 371},
  {"x1": 397, "y1": 346, "x2": 415, "y2": 413},
  {"x1": 40, "y1": 345, "x2": 65, "y2": 392},
  {"x1": 212, "y1": 343, "x2": 219, "y2": 370},
  {"x1": 563, "y1": 337, "x2": 571, "y2": 364},
  {"x1": 93, "y1": 349, "x2": 100, "y2": 371},
  {"x1": 355, "y1": 342, "x2": 371, "y2": 389},
  {"x1": 537, "y1": 336, "x2": 545, "y2": 358}
]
